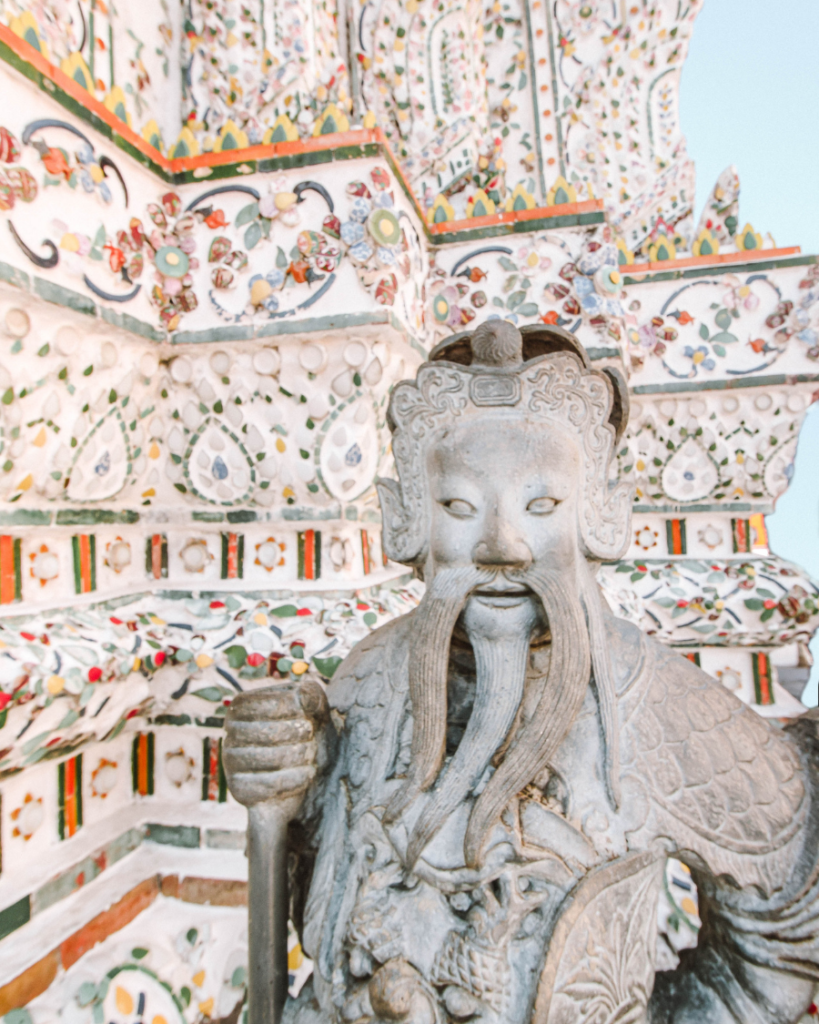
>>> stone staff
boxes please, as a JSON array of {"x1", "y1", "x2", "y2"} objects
[{"x1": 224, "y1": 682, "x2": 327, "y2": 1024}]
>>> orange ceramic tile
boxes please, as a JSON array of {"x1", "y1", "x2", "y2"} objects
[
  {"x1": 0, "y1": 951, "x2": 59, "y2": 1015},
  {"x1": 161, "y1": 875, "x2": 248, "y2": 907},
  {"x1": 59, "y1": 876, "x2": 159, "y2": 969},
  {"x1": 626, "y1": 246, "x2": 802, "y2": 276}
]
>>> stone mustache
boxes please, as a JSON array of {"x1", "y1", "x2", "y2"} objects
[{"x1": 225, "y1": 321, "x2": 819, "y2": 1024}]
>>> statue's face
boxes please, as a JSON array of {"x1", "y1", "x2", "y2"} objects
[{"x1": 426, "y1": 417, "x2": 582, "y2": 610}]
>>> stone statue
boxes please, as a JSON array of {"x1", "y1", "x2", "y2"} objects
[{"x1": 225, "y1": 322, "x2": 819, "y2": 1024}]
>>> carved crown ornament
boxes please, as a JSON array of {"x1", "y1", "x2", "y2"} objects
[{"x1": 377, "y1": 322, "x2": 634, "y2": 566}]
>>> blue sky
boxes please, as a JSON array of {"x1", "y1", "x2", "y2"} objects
[{"x1": 680, "y1": 0, "x2": 819, "y2": 702}]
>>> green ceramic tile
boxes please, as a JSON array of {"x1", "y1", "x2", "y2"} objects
[
  {"x1": 204, "y1": 829, "x2": 246, "y2": 850},
  {"x1": 0, "y1": 261, "x2": 30, "y2": 290},
  {"x1": 0, "y1": 509, "x2": 51, "y2": 525},
  {"x1": 226, "y1": 510, "x2": 256, "y2": 523},
  {"x1": 100, "y1": 307, "x2": 165, "y2": 343},
  {"x1": 33, "y1": 279, "x2": 96, "y2": 316},
  {"x1": 0, "y1": 895, "x2": 30, "y2": 940},
  {"x1": 145, "y1": 823, "x2": 201, "y2": 848},
  {"x1": 56, "y1": 509, "x2": 140, "y2": 525}
]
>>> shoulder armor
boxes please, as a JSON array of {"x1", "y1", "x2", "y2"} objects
[
  {"x1": 622, "y1": 637, "x2": 806, "y2": 870},
  {"x1": 327, "y1": 611, "x2": 414, "y2": 714}
]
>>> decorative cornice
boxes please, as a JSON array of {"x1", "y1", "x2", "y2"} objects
[{"x1": 0, "y1": 26, "x2": 605, "y2": 247}]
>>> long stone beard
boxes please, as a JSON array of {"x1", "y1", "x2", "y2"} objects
[
  {"x1": 461, "y1": 564, "x2": 591, "y2": 869},
  {"x1": 403, "y1": 595, "x2": 538, "y2": 869},
  {"x1": 386, "y1": 560, "x2": 618, "y2": 871},
  {"x1": 385, "y1": 565, "x2": 493, "y2": 828}
]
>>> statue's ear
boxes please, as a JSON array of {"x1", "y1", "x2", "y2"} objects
[
  {"x1": 600, "y1": 365, "x2": 629, "y2": 446},
  {"x1": 578, "y1": 366, "x2": 633, "y2": 561},
  {"x1": 579, "y1": 478, "x2": 633, "y2": 561},
  {"x1": 376, "y1": 477, "x2": 425, "y2": 566}
]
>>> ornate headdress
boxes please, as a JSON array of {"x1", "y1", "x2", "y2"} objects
[{"x1": 377, "y1": 321, "x2": 633, "y2": 566}]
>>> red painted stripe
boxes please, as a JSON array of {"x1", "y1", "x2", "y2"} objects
[
  {"x1": 151, "y1": 535, "x2": 162, "y2": 580},
  {"x1": 227, "y1": 533, "x2": 238, "y2": 579},
  {"x1": 137, "y1": 735, "x2": 148, "y2": 796},
  {"x1": 79, "y1": 535, "x2": 91, "y2": 593},
  {"x1": 757, "y1": 654, "x2": 773, "y2": 706},
  {"x1": 207, "y1": 741, "x2": 220, "y2": 801},
  {"x1": 0, "y1": 534, "x2": 14, "y2": 604},
  {"x1": 304, "y1": 530, "x2": 315, "y2": 581},
  {"x1": 65, "y1": 758, "x2": 77, "y2": 837}
]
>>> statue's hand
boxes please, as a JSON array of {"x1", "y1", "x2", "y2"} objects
[{"x1": 223, "y1": 680, "x2": 328, "y2": 810}]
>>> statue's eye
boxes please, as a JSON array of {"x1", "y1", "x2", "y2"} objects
[
  {"x1": 442, "y1": 498, "x2": 476, "y2": 517},
  {"x1": 527, "y1": 496, "x2": 557, "y2": 515}
]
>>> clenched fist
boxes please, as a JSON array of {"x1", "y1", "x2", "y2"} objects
[{"x1": 223, "y1": 680, "x2": 329, "y2": 811}]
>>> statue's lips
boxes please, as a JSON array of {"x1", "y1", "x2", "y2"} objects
[{"x1": 471, "y1": 583, "x2": 534, "y2": 607}]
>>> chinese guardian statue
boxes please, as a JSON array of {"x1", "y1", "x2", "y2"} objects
[{"x1": 225, "y1": 321, "x2": 819, "y2": 1024}]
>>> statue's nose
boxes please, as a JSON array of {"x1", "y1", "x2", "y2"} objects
[{"x1": 473, "y1": 519, "x2": 532, "y2": 569}]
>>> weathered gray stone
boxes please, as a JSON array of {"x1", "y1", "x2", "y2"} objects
[{"x1": 226, "y1": 322, "x2": 819, "y2": 1024}]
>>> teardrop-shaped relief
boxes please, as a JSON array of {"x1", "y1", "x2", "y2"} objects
[
  {"x1": 67, "y1": 410, "x2": 130, "y2": 501},
  {"x1": 319, "y1": 399, "x2": 380, "y2": 501},
  {"x1": 660, "y1": 437, "x2": 720, "y2": 502},
  {"x1": 764, "y1": 436, "x2": 798, "y2": 499},
  {"x1": 186, "y1": 419, "x2": 255, "y2": 504}
]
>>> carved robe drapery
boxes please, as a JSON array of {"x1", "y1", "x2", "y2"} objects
[{"x1": 286, "y1": 608, "x2": 819, "y2": 1024}]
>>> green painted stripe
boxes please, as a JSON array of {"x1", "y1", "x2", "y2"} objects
[
  {"x1": 131, "y1": 735, "x2": 139, "y2": 793},
  {"x1": 237, "y1": 533, "x2": 244, "y2": 579},
  {"x1": 88, "y1": 9, "x2": 95, "y2": 83},
  {"x1": 99, "y1": 306, "x2": 164, "y2": 342},
  {"x1": 0, "y1": 260, "x2": 30, "y2": 290},
  {"x1": 0, "y1": 509, "x2": 51, "y2": 525},
  {"x1": 221, "y1": 533, "x2": 229, "y2": 579},
  {"x1": 172, "y1": 310, "x2": 421, "y2": 352},
  {"x1": 57, "y1": 509, "x2": 140, "y2": 525},
  {"x1": 58, "y1": 760, "x2": 66, "y2": 840},
  {"x1": 297, "y1": 532, "x2": 305, "y2": 579},
  {"x1": 623, "y1": 253, "x2": 817, "y2": 285},
  {"x1": 429, "y1": 210, "x2": 605, "y2": 246},
  {"x1": 218, "y1": 739, "x2": 227, "y2": 803},
  {"x1": 172, "y1": 324, "x2": 255, "y2": 345},
  {"x1": 314, "y1": 530, "x2": 321, "y2": 579},
  {"x1": 88, "y1": 536, "x2": 96, "y2": 592},
  {"x1": 71, "y1": 535, "x2": 81, "y2": 595},
  {"x1": 0, "y1": 895, "x2": 30, "y2": 940},
  {"x1": 631, "y1": 371, "x2": 819, "y2": 395},
  {"x1": 146, "y1": 733, "x2": 154, "y2": 796},
  {"x1": 13, "y1": 536, "x2": 21, "y2": 600},
  {"x1": 202, "y1": 736, "x2": 211, "y2": 801},
  {"x1": 34, "y1": 277, "x2": 96, "y2": 315},
  {"x1": 633, "y1": 502, "x2": 772, "y2": 514},
  {"x1": 75, "y1": 753, "x2": 83, "y2": 827},
  {"x1": 226, "y1": 510, "x2": 256, "y2": 523},
  {"x1": 145, "y1": 823, "x2": 200, "y2": 848}
]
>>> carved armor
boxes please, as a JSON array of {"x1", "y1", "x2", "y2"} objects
[{"x1": 287, "y1": 610, "x2": 819, "y2": 1024}]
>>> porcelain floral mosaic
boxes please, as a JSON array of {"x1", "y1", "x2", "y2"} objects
[{"x1": 0, "y1": 1, "x2": 817, "y2": 1022}]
